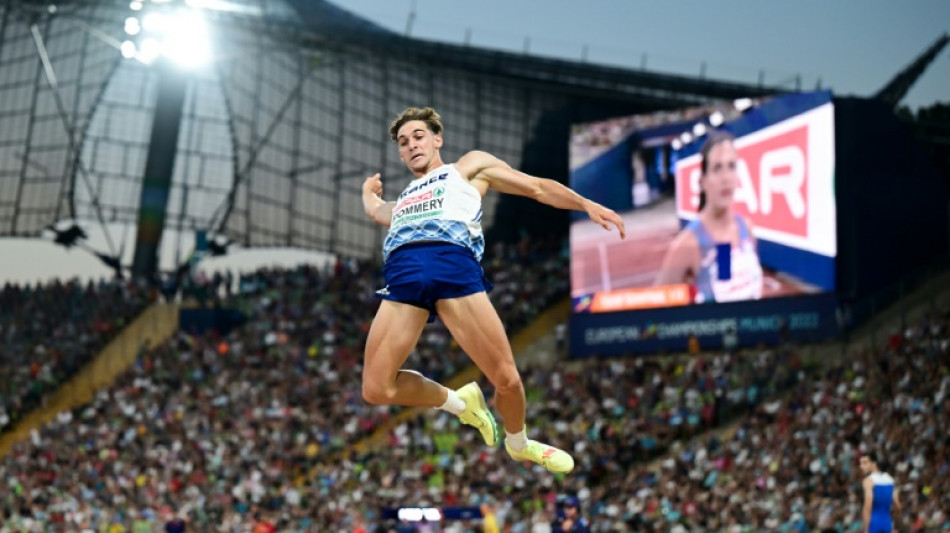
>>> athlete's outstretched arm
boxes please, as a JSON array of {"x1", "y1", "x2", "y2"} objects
[
  {"x1": 362, "y1": 173, "x2": 395, "y2": 226},
  {"x1": 459, "y1": 150, "x2": 626, "y2": 238}
]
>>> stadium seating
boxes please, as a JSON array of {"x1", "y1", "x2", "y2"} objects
[
  {"x1": 0, "y1": 279, "x2": 152, "y2": 433},
  {"x1": 1, "y1": 249, "x2": 947, "y2": 532},
  {"x1": 0, "y1": 241, "x2": 569, "y2": 531}
]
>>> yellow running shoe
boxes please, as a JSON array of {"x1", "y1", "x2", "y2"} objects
[
  {"x1": 456, "y1": 382, "x2": 499, "y2": 447},
  {"x1": 505, "y1": 439, "x2": 575, "y2": 473}
]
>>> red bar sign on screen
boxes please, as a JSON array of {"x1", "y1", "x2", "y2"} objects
[{"x1": 676, "y1": 125, "x2": 809, "y2": 238}]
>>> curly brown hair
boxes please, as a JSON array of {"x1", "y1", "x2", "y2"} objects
[{"x1": 389, "y1": 107, "x2": 443, "y2": 141}]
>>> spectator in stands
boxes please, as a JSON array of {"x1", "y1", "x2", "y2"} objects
[
  {"x1": 687, "y1": 334, "x2": 700, "y2": 355},
  {"x1": 480, "y1": 502, "x2": 500, "y2": 533},
  {"x1": 165, "y1": 513, "x2": 186, "y2": 533},
  {"x1": 553, "y1": 496, "x2": 590, "y2": 533}
]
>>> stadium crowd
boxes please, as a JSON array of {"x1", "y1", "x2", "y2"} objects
[
  {"x1": 0, "y1": 278, "x2": 152, "y2": 433},
  {"x1": 0, "y1": 318, "x2": 799, "y2": 531},
  {"x1": 0, "y1": 242, "x2": 947, "y2": 532},
  {"x1": 328, "y1": 345, "x2": 807, "y2": 532},
  {"x1": 0, "y1": 241, "x2": 570, "y2": 531},
  {"x1": 306, "y1": 309, "x2": 948, "y2": 533},
  {"x1": 611, "y1": 312, "x2": 949, "y2": 533}
]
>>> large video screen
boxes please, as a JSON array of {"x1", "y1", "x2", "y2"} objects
[{"x1": 570, "y1": 91, "x2": 836, "y2": 314}]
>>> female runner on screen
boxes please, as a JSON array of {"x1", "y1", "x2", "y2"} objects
[{"x1": 654, "y1": 130, "x2": 763, "y2": 303}]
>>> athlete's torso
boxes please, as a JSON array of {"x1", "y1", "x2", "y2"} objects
[
  {"x1": 687, "y1": 214, "x2": 763, "y2": 303},
  {"x1": 868, "y1": 471, "x2": 894, "y2": 529},
  {"x1": 383, "y1": 163, "x2": 485, "y2": 261}
]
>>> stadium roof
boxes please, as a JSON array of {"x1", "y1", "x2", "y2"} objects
[
  {"x1": 286, "y1": 0, "x2": 782, "y2": 105},
  {"x1": 5, "y1": 0, "x2": 933, "y2": 273}
]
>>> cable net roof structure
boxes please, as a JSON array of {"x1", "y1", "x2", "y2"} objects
[
  {"x1": 0, "y1": 2, "x2": 119, "y2": 237},
  {"x1": 0, "y1": 0, "x2": 783, "y2": 263}
]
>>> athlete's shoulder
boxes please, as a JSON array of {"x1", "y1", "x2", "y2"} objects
[
  {"x1": 684, "y1": 217, "x2": 704, "y2": 232},
  {"x1": 457, "y1": 149, "x2": 494, "y2": 162},
  {"x1": 668, "y1": 223, "x2": 700, "y2": 254},
  {"x1": 871, "y1": 471, "x2": 895, "y2": 484},
  {"x1": 673, "y1": 221, "x2": 702, "y2": 248},
  {"x1": 455, "y1": 150, "x2": 508, "y2": 177}
]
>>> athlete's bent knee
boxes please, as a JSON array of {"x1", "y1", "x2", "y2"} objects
[
  {"x1": 362, "y1": 380, "x2": 396, "y2": 405},
  {"x1": 490, "y1": 367, "x2": 523, "y2": 396}
]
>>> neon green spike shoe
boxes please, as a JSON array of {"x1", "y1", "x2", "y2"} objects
[
  {"x1": 505, "y1": 439, "x2": 575, "y2": 473},
  {"x1": 455, "y1": 381, "x2": 500, "y2": 447}
]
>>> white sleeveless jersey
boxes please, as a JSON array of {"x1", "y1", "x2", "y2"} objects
[
  {"x1": 382, "y1": 164, "x2": 485, "y2": 260},
  {"x1": 702, "y1": 240, "x2": 764, "y2": 303},
  {"x1": 869, "y1": 471, "x2": 895, "y2": 511},
  {"x1": 688, "y1": 216, "x2": 763, "y2": 303}
]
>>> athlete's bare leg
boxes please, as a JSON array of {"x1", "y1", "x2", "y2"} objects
[
  {"x1": 362, "y1": 300, "x2": 448, "y2": 407},
  {"x1": 434, "y1": 292, "x2": 525, "y2": 433}
]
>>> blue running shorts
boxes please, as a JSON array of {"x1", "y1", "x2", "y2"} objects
[{"x1": 375, "y1": 241, "x2": 493, "y2": 322}]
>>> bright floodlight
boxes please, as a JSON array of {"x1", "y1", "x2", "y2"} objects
[
  {"x1": 128, "y1": 9, "x2": 212, "y2": 69},
  {"x1": 160, "y1": 10, "x2": 211, "y2": 68},
  {"x1": 120, "y1": 40, "x2": 137, "y2": 58},
  {"x1": 709, "y1": 111, "x2": 725, "y2": 127},
  {"x1": 734, "y1": 98, "x2": 753, "y2": 112},
  {"x1": 692, "y1": 123, "x2": 707, "y2": 137},
  {"x1": 137, "y1": 37, "x2": 161, "y2": 64},
  {"x1": 124, "y1": 17, "x2": 140, "y2": 35},
  {"x1": 671, "y1": 139, "x2": 682, "y2": 150},
  {"x1": 130, "y1": 1, "x2": 143, "y2": 11},
  {"x1": 680, "y1": 132, "x2": 692, "y2": 144},
  {"x1": 141, "y1": 12, "x2": 165, "y2": 33}
]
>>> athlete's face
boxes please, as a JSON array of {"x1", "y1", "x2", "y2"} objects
[
  {"x1": 859, "y1": 456, "x2": 876, "y2": 475},
  {"x1": 396, "y1": 120, "x2": 443, "y2": 175},
  {"x1": 701, "y1": 140, "x2": 738, "y2": 212}
]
